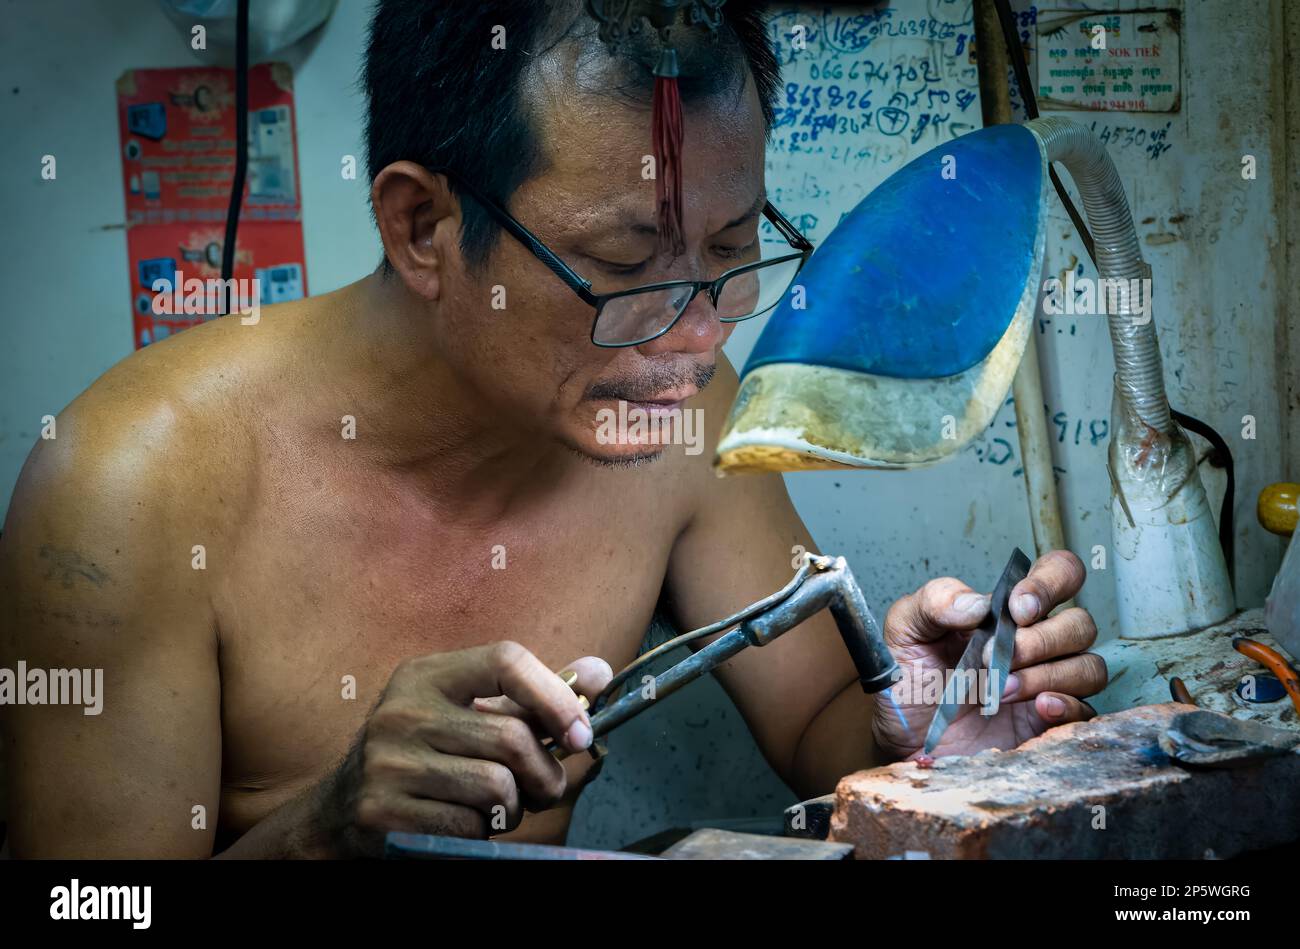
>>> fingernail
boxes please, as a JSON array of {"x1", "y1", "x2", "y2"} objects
[
  {"x1": 1013, "y1": 593, "x2": 1040, "y2": 619},
  {"x1": 954, "y1": 593, "x2": 989, "y2": 616},
  {"x1": 1043, "y1": 695, "x2": 1066, "y2": 717},
  {"x1": 1001, "y1": 673, "x2": 1020, "y2": 699},
  {"x1": 567, "y1": 718, "x2": 592, "y2": 750}
]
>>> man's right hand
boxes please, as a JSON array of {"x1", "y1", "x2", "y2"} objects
[{"x1": 319, "y1": 643, "x2": 611, "y2": 857}]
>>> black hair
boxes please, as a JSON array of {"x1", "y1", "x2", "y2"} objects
[{"x1": 363, "y1": 0, "x2": 780, "y2": 275}]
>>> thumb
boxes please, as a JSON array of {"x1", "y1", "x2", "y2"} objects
[{"x1": 885, "y1": 577, "x2": 990, "y2": 648}]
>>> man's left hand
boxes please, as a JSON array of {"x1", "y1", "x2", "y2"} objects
[{"x1": 873, "y1": 549, "x2": 1108, "y2": 761}]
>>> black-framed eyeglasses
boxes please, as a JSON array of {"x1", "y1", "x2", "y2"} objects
[{"x1": 433, "y1": 166, "x2": 815, "y2": 348}]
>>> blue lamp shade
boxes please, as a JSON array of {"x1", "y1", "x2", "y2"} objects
[{"x1": 717, "y1": 123, "x2": 1049, "y2": 473}]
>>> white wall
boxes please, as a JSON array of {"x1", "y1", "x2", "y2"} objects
[{"x1": 1, "y1": 0, "x2": 1291, "y2": 848}]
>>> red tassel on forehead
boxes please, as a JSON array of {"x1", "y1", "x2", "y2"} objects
[
  {"x1": 652, "y1": 55, "x2": 685, "y2": 257},
  {"x1": 587, "y1": 1, "x2": 727, "y2": 256}
]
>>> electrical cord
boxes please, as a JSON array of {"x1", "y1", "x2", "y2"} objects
[
  {"x1": 219, "y1": 0, "x2": 250, "y2": 316},
  {"x1": 1172, "y1": 408, "x2": 1235, "y2": 577}
]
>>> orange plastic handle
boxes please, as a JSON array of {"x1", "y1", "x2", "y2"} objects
[{"x1": 1233, "y1": 638, "x2": 1300, "y2": 715}]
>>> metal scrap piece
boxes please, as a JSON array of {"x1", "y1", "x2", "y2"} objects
[{"x1": 1159, "y1": 709, "x2": 1300, "y2": 768}]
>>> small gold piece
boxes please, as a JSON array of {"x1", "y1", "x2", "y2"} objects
[
  {"x1": 558, "y1": 669, "x2": 579, "y2": 688},
  {"x1": 577, "y1": 694, "x2": 590, "y2": 711}
]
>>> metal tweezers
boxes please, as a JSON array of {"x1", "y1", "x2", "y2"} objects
[{"x1": 921, "y1": 547, "x2": 1031, "y2": 755}]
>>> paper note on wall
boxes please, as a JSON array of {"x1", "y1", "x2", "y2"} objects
[{"x1": 1035, "y1": 9, "x2": 1181, "y2": 113}]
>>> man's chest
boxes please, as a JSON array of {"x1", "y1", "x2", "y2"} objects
[{"x1": 208, "y1": 463, "x2": 687, "y2": 828}]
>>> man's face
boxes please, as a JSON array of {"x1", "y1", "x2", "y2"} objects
[{"x1": 435, "y1": 62, "x2": 767, "y2": 465}]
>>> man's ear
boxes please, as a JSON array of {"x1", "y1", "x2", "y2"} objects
[{"x1": 371, "y1": 160, "x2": 459, "y2": 300}]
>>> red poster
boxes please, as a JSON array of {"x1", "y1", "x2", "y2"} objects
[{"x1": 116, "y1": 63, "x2": 308, "y2": 348}]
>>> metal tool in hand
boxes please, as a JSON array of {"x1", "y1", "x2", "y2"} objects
[
  {"x1": 550, "y1": 553, "x2": 900, "y2": 760},
  {"x1": 920, "y1": 547, "x2": 1031, "y2": 756}
]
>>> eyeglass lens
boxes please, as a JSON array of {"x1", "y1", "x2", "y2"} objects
[{"x1": 593, "y1": 256, "x2": 802, "y2": 346}]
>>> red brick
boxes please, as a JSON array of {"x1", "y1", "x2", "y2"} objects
[{"x1": 829, "y1": 703, "x2": 1300, "y2": 859}]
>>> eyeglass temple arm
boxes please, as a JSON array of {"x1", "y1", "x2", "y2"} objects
[
  {"x1": 428, "y1": 167, "x2": 600, "y2": 306},
  {"x1": 762, "y1": 202, "x2": 814, "y2": 252}
]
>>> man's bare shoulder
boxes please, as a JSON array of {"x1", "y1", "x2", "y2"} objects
[
  {"x1": 705, "y1": 350, "x2": 742, "y2": 415},
  {"x1": 671, "y1": 348, "x2": 798, "y2": 529},
  {"x1": 1, "y1": 301, "x2": 315, "y2": 554}
]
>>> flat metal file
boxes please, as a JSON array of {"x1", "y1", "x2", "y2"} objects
[{"x1": 921, "y1": 547, "x2": 1031, "y2": 756}]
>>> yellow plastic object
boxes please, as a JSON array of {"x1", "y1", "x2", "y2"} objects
[{"x1": 1257, "y1": 483, "x2": 1300, "y2": 536}]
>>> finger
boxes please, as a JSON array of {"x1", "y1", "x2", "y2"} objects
[
  {"x1": 394, "y1": 750, "x2": 524, "y2": 830},
  {"x1": 1032, "y1": 691, "x2": 1098, "y2": 727},
  {"x1": 350, "y1": 793, "x2": 487, "y2": 855},
  {"x1": 469, "y1": 696, "x2": 550, "y2": 734},
  {"x1": 1003, "y1": 652, "x2": 1108, "y2": 703},
  {"x1": 982, "y1": 607, "x2": 1098, "y2": 669},
  {"x1": 433, "y1": 642, "x2": 592, "y2": 753},
  {"x1": 1009, "y1": 550, "x2": 1086, "y2": 625},
  {"x1": 425, "y1": 702, "x2": 567, "y2": 809},
  {"x1": 473, "y1": 656, "x2": 613, "y2": 721},
  {"x1": 885, "y1": 577, "x2": 989, "y2": 647},
  {"x1": 559, "y1": 655, "x2": 615, "y2": 700}
]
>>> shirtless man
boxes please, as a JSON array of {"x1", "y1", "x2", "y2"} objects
[{"x1": 0, "y1": 1, "x2": 1106, "y2": 858}]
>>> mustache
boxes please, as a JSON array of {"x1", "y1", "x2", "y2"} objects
[{"x1": 585, "y1": 362, "x2": 716, "y2": 403}]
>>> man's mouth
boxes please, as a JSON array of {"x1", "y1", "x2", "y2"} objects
[
  {"x1": 584, "y1": 362, "x2": 714, "y2": 414},
  {"x1": 606, "y1": 386, "x2": 697, "y2": 414},
  {"x1": 630, "y1": 386, "x2": 697, "y2": 408}
]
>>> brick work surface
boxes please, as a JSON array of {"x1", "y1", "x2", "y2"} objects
[{"x1": 830, "y1": 704, "x2": 1300, "y2": 859}]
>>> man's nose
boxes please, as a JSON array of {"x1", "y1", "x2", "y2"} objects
[{"x1": 637, "y1": 288, "x2": 724, "y2": 357}]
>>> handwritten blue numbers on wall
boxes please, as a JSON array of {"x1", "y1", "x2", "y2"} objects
[{"x1": 766, "y1": 5, "x2": 981, "y2": 172}]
